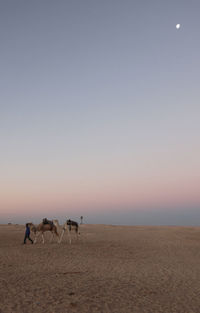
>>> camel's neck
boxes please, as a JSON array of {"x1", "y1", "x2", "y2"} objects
[{"x1": 53, "y1": 220, "x2": 59, "y2": 228}]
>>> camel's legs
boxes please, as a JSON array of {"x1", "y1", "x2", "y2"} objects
[
  {"x1": 59, "y1": 227, "x2": 71, "y2": 244},
  {"x1": 56, "y1": 232, "x2": 60, "y2": 243},
  {"x1": 50, "y1": 231, "x2": 59, "y2": 243},
  {"x1": 59, "y1": 225, "x2": 79, "y2": 244},
  {"x1": 59, "y1": 229, "x2": 65, "y2": 243},
  {"x1": 67, "y1": 227, "x2": 72, "y2": 244},
  {"x1": 50, "y1": 232, "x2": 54, "y2": 242},
  {"x1": 41, "y1": 233, "x2": 45, "y2": 244},
  {"x1": 34, "y1": 232, "x2": 40, "y2": 244}
]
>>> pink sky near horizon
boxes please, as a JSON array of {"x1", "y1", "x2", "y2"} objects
[
  {"x1": 1, "y1": 132, "x2": 199, "y2": 222},
  {"x1": 1, "y1": 165, "x2": 199, "y2": 218}
]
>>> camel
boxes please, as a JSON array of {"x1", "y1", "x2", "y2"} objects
[
  {"x1": 28, "y1": 220, "x2": 60, "y2": 244},
  {"x1": 53, "y1": 218, "x2": 80, "y2": 244}
]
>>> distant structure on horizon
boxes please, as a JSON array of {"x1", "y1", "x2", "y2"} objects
[{"x1": 80, "y1": 216, "x2": 83, "y2": 224}]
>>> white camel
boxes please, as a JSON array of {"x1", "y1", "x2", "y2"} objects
[{"x1": 53, "y1": 218, "x2": 80, "y2": 244}]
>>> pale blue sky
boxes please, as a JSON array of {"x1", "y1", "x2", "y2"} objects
[{"x1": 0, "y1": 0, "x2": 200, "y2": 225}]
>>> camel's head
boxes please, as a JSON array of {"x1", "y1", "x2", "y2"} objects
[{"x1": 28, "y1": 223, "x2": 37, "y2": 234}]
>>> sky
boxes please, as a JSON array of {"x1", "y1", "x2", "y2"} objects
[{"x1": 0, "y1": 0, "x2": 200, "y2": 225}]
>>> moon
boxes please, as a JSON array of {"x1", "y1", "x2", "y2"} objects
[{"x1": 176, "y1": 24, "x2": 181, "y2": 29}]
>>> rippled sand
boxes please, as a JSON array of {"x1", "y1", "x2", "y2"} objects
[{"x1": 0, "y1": 223, "x2": 200, "y2": 313}]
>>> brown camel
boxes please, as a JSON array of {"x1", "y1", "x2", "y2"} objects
[{"x1": 28, "y1": 221, "x2": 59, "y2": 244}]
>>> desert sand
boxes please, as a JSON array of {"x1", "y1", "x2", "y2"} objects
[{"x1": 0, "y1": 223, "x2": 200, "y2": 313}]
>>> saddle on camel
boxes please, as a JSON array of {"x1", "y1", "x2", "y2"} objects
[
  {"x1": 66, "y1": 219, "x2": 79, "y2": 232},
  {"x1": 42, "y1": 218, "x2": 54, "y2": 228}
]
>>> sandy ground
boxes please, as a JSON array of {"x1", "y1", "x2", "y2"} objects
[{"x1": 0, "y1": 224, "x2": 200, "y2": 313}]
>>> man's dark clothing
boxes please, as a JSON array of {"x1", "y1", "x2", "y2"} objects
[{"x1": 24, "y1": 225, "x2": 33, "y2": 244}]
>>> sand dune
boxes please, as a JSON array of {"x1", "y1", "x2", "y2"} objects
[{"x1": 0, "y1": 223, "x2": 200, "y2": 313}]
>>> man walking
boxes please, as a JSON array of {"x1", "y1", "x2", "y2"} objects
[{"x1": 23, "y1": 223, "x2": 33, "y2": 244}]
